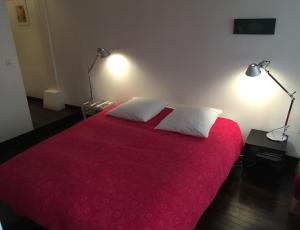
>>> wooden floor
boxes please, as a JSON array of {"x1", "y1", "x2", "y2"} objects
[
  {"x1": 27, "y1": 97, "x2": 81, "y2": 129},
  {"x1": 196, "y1": 168, "x2": 300, "y2": 230}
]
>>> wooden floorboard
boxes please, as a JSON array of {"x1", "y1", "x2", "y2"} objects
[
  {"x1": 27, "y1": 96, "x2": 81, "y2": 129},
  {"x1": 196, "y1": 168, "x2": 300, "y2": 230}
]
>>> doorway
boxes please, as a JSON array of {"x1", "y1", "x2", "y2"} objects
[
  {"x1": 5, "y1": 0, "x2": 69, "y2": 129},
  {"x1": 5, "y1": 0, "x2": 57, "y2": 98}
]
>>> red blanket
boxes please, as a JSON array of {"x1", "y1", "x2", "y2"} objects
[{"x1": 0, "y1": 107, "x2": 242, "y2": 230}]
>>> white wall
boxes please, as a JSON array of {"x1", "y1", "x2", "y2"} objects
[
  {"x1": 5, "y1": 0, "x2": 56, "y2": 98},
  {"x1": 0, "y1": 0, "x2": 33, "y2": 142},
  {"x1": 43, "y1": 0, "x2": 300, "y2": 157}
]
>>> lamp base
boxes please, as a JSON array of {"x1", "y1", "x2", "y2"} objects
[{"x1": 266, "y1": 131, "x2": 287, "y2": 142}]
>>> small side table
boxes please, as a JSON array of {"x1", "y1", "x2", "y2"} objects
[
  {"x1": 82, "y1": 100, "x2": 112, "y2": 119},
  {"x1": 242, "y1": 129, "x2": 287, "y2": 173}
]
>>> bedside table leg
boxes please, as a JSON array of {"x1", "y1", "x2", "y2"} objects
[{"x1": 289, "y1": 196, "x2": 298, "y2": 214}]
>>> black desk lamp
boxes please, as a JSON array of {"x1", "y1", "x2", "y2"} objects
[
  {"x1": 87, "y1": 48, "x2": 111, "y2": 104},
  {"x1": 246, "y1": 60, "x2": 296, "y2": 142}
]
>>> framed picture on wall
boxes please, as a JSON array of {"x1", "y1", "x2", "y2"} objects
[{"x1": 14, "y1": 0, "x2": 30, "y2": 26}]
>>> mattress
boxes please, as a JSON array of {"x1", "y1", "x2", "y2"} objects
[{"x1": 0, "y1": 107, "x2": 243, "y2": 230}]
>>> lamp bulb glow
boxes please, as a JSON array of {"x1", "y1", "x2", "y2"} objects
[{"x1": 106, "y1": 54, "x2": 129, "y2": 78}]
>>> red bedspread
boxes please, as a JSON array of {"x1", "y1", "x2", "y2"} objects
[{"x1": 0, "y1": 107, "x2": 242, "y2": 230}]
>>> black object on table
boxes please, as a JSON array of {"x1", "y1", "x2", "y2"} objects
[{"x1": 242, "y1": 129, "x2": 287, "y2": 174}]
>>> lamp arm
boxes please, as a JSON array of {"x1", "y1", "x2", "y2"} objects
[
  {"x1": 264, "y1": 69, "x2": 296, "y2": 99},
  {"x1": 264, "y1": 68, "x2": 296, "y2": 137},
  {"x1": 88, "y1": 55, "x2": 99, "y2": 74},
  {"x1": 284, "y1": 97, "x2": 295, "y2": 135},
  {"x1": 87, "y1": 54, "x2": 100, "y2": 103}
]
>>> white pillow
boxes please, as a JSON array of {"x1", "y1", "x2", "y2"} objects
[
  {"x1": 108, "y1": 97, "x2": 166, "y2": 122},
  {"x1": 155, "y1": 106, "x2": 222, "y2": 138}
]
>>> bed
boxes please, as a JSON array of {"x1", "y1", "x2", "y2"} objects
[{"x1": 0, "y1": 106, "x2": 243, "y2": 230}]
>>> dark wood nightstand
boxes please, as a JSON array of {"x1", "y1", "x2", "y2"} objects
[{"x1": 242, "y1": 129, "x2": 287, "y2": 174}]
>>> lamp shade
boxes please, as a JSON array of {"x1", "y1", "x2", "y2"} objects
[
  {"x1": 97, "y1": 48, "x2": 111, "y2": 58},
  {"x1": 245, "y1": 63, "x2": 261, "y2": 77}
]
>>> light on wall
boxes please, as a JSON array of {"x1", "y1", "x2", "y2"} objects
[
  {"x1": 106, "y1": 54, "x2": 129, "y2": 78},
  {"x1": 236, "y1": 70, "x2": 275, "y2": 103}
]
